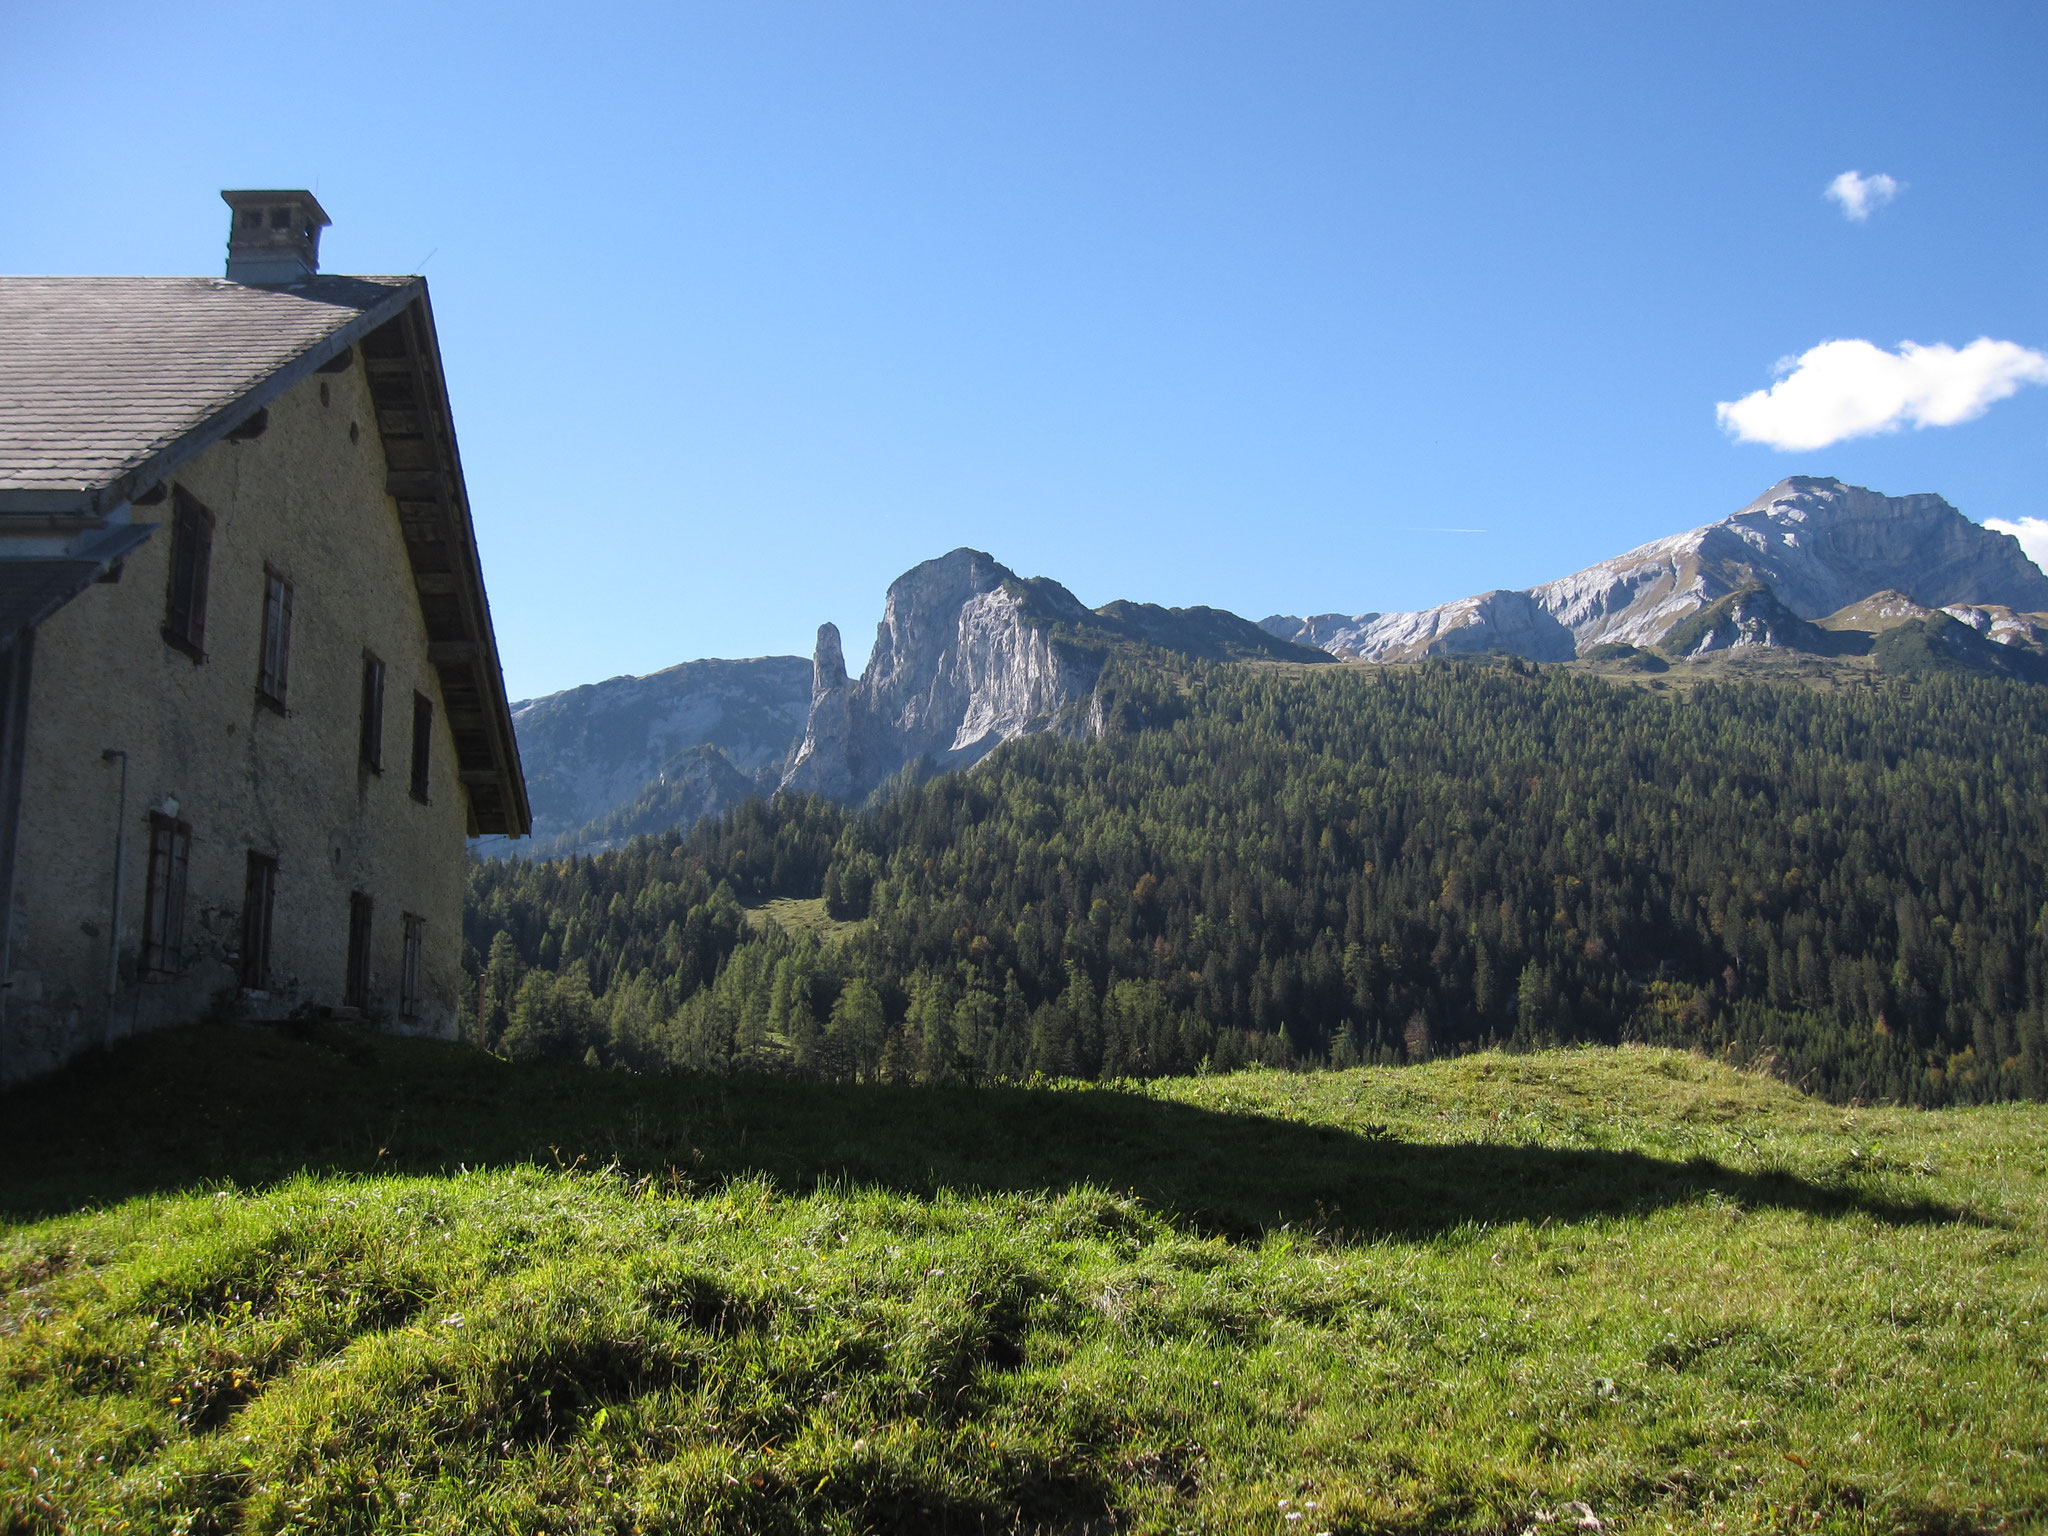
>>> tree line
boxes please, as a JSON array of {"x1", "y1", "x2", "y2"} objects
[{"x1": 465, "y1": 658, "x2": 2048, "y2": 1104}]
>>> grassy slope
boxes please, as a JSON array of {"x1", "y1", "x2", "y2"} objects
[
  {"x1": 743, "y1": 898, "x2": 866, "y2": 947},
  {"x1": 3, "y1": 1027, "x2": 2045, "y2": 1534}
]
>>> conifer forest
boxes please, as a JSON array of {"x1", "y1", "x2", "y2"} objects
[{"x1": 465, "y1": 660, "x2": 2048, "y2": 1105}]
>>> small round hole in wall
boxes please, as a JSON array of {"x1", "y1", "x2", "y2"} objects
[{"x1": 350, "y1": 421, "x2": 360, "y2": 445}]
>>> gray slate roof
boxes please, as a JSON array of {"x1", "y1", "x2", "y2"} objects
[{"x1": 0, "y1": 275, "x2": 418, "y2": 514}]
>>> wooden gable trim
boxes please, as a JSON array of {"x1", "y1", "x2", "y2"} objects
[{"x1": 358, "y1": 291, "x2": 531, "y2": 838}]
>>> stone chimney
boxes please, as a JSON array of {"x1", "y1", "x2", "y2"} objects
[{"x1": 221, "y1": 190, "x2": 331, "y2": 285}]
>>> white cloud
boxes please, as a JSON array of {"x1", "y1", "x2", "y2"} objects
[
  {"x1": 1985, "y1": 517, "x2": 2048, "y2": 572},
  {"x1": 1825, "y1": 170, "x2": 1900, "y2": 221},
  {"x1": 1715, "y1": 337, "x2": 2048, "y2": 451}
]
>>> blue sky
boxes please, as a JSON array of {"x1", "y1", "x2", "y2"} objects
[{"x1": 5, "y1": 1, "x2": 2045, "y2": 698}]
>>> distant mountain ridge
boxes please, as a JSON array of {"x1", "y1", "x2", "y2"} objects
[
  {"x1": 1264, "y1": 478, "x2": 2048, "y2": 660},
  {"x1": 492, "y1": 552, "x2": 1326, "y2": 854},
  {"x1": 494, "y1": 477, "x2": 2048, "y2": 857},
  {"x1": 487, "y1": 656, "x2": 814, "y2": 854},
  {"x1": 1271, "y1": 589, "x2": 1576, "y2": 663}
]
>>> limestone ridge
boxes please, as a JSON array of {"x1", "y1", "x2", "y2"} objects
[
  {"x1": 781, "y1": 549, "x2": 1102, "y2": 804},
  {"x1": 480, "y1": 655, "x2": 813, "y2": 855},
  {"x1": 1266, "y1": 590, "x2": 1576, "y2": 663},
  {"x1": 1263, "y1": 478, "x2": 2048, "y2": 660},
  {"x1": 1819, "y1": 591, "x2": 2048, "y2": 652},
  {"x1": 482, "y1": 550, "x2": 1327, "y2": 854},
  {"x1": 1655, "y1": 585, "x2": 1864, "y2": 659}
]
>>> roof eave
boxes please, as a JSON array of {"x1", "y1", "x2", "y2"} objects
[
  {"x1": 0, "y1": 522, "x2": 158, "y2": 653},
  {"x1": 359, "y1": 284, "x2": 533, "y2": 838}
]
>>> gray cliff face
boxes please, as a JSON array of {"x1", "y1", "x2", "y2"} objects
[
  {"x1": 486, "y1": 654, "x2": 813, "y2": 852},
  {"x1": 1265, "y1": 478, "x2": 2048, "y2": 661},
  {"x1": 782, "y1": 549, "x2": 1098, "y2": 803}
]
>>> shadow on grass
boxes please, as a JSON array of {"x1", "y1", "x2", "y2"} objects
[{"x1": 0, "y1": 1022, "x2": 1974, "y2": 1237}]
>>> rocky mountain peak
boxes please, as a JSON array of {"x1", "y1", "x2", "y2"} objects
[
  {"x1": 810, "y1": 622, "x2": 848, "y2": 697},
  {"x1": 864, "y1": 549, "x2": 1011, "y2": 693},
  {"x1": 781, "y1": 548, "x2": 1328, "y2": 804},
  {"x1": 1696, "y1": 478, "x2": 2048, "y2": 620},
  {"x1": 1268, "y1": 479, "x2": 2048, "y2": 663},
  {"x1": 782, "y1": 548, "x2": 1091, "y2": 803}
]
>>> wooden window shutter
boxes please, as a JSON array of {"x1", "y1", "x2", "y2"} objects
[
  {"x1": 411, "y1": 692, "x2": 433, "y2": 803},
  {"x1": 360, "y1": 653, "x2": 386, "y2": 770},
  {"x1": 277, "y1": 578, "x2": 293, "y2": 699},
  {"x1": 142, "y1": 814, "x2": 191, "y2": 976},
  {"x1": 165, "y1": 508, "x2": 192, "y2": 637},
  {"x1": 241, "y1": 853, "x2": 277, "y2": 990},
  {"x1": 259, "y1": 569, "x2": 294, "y2": 707},
  {"x1": 190, "y1": 504, "x2": 213, "y2": 641},
  {"x1": 163, "y1": 491, "x2": 214, "y2": 658},
  {"x1": 346, "y1": 893, "x2": 373, "y2": 1008},
  {"x1": 401, "y1": 914, "x2": 425, "y2": 1019}
]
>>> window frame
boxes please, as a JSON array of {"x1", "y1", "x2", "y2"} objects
[
  {"x1": 161, "y1": 488, "x2": 213, "y2": 662},
  {"x1": 410, "y1": 692, "x2": 433, "y2": 803},
  {"x1": 241, "y1": 852, "x2": 277, "y2": 991},
  {"x1": 256, "y1": 566, "x2": 294, "y2": 711},
  {"x1": 141, "y1": 813, "x2": 191, "y2": 979}
]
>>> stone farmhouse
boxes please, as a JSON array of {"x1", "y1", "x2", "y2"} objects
[{"x1": 0, "y1": 191, "x2": 529, "y2": 1083}]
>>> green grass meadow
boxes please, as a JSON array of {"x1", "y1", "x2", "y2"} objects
[
  {"x1": 742, "y1": 897, "x2": 866, "y2": 947},
  {"x1": 3, "y1": 1025, "x2": 2045, "y2": 1533}
]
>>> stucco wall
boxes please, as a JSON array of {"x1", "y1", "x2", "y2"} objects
[{"x1": 3, "y1": 356, "x2": 473, "y2": 1082}]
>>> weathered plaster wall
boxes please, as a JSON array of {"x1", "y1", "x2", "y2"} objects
[{"x1": 4, "y1": 356, "x2": 472, "y2": 1081}]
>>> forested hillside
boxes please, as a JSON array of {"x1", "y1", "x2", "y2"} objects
[{"x1": 465, "y1": 660, "x2": 2048, "y2": 1104}]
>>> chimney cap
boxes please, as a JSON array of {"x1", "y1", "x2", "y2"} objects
[
  {"x1": 220, "y1": 188, "x2": 332, "y2": 225},
  {"x1": 220, "y1": 189, "x2": 331, "y2": 285}
]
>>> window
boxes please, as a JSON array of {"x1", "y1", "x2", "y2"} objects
[
  {"x1": 401, "y1": 915, "x2": 425, "y2": 1020},
  {"x1": 257, "y1": 568, "x2": 293, "y2": 708},
  {"x1": 162, "y1": 489, "x2": 213, "y2": 660},
  {"x1": 141, "y1": 813, "x2": 191, "y2": 978},
  {"x1": 241, "y1": 853, "x2": 277, "y2": 990},
  {"x1": 359, "y1": 653, "x2": 385, "y2": 771},
  {"x1": 410, "y1": 692, "x2": 433, "y2": 802},
  {"x1": 345, "y1": 893, "x2": 373, "y2": 1009}
]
